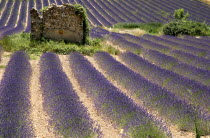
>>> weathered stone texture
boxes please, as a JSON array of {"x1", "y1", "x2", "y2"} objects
[
  {"x1": 30, "y1": 3, "x2": 84, "y2": 44},
  {"x1": 30, "y1": 8, "x2": 43, "y2": 41}
]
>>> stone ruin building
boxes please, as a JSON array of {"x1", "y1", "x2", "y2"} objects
[{"x1": 30, "y1": 3, "x2": 88, "y2": 44}]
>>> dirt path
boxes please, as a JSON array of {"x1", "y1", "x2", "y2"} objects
[
  {"x1": 86, "y1": 55, "x2": 197, "y2": 138},
  {"x1": 58, "y1": 55, "x2": 121, "y2": 138},
  {"x1": 29, "y1": 59, "x2": 61, "y2": 138}
]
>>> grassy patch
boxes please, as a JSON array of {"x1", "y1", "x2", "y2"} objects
[
  {"x1": 128, "y1": 124, "x2": 168, "y2": 138},
  {"x1": 0, "y1": 65, "x2": 6, "y2": 69},
  {"x1": 106, "y1": 28, "x2": 146, "y2": 36},
  {"x1": 113, "y1": 22, "x2": 163, "y2": 35},
  {"x1": 0, "y1": 33, "x2": 120, "y2": 56},
  {"x1": 29, "y1": 54, "x2": 41, "y2": 60}
]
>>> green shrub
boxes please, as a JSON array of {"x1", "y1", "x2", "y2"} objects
[
  {"x1": 173, "y1": 8, "x2": 189, "y2": 21},
  {"x1": 162, "y1": 9, "x2": 210, "y2": 36},
  {"x1": 163, "y1": 21, "x2": 210, "y2": 36}
]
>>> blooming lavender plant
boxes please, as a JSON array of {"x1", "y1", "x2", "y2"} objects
[
  {"x1": 40, "y1": 52, "x2": 101, "y2": 137},
  {"x1": 69, "y1": 52, "x2": 171, "y2": 137},
  {"x1": 0, "y1": 51, "x2": 34, "y2": 137},
  {"x1": 94, "y1": 51, "x2": 210, "y2": 135}
]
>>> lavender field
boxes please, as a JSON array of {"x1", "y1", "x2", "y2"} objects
[
  {"x1": 0, "y1": 0, "x2": 210, "y2": 137},
  {"x1": 0, "y1": 34, "x2": 209, "y2": 137},
  {"x1": 0, "y1": 0, "x2": 210, "y2": 36}
]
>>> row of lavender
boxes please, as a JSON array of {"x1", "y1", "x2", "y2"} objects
[
  {"x1": 69, "y1": 52, "x2": 171, "y2": 137},
  {"x1": 40, "y1": 52, "x2": 101, "y2": 137},
  {"x1": 69, "y1": 51, "x2": 210, "y2": 136},
  {"x1": 0, "y1": 51, "x2": 101, "y2": 137},
  {"x1": 93, "y1": 52, "x2": 210, "y2": 136},
  {"x1": 39, "y1": 51, "x2": 210, "y2": 136},
  {"x1": 0, "y1": 50, "x2": 209, "y2": 136},
  {"x1": 0, "y1": 0, "x2": 210, "y2": 37},
  {"x1": 0, "y1": 51, "x2": 34, "y2": 137},
  {"x1": 0, "y1": 0, "x2": 29, "y2": 38},
  {"x1": 0, "y1": 51, "x2": 171, "y2": 137},
  {"x1": 119, "y1": 34, "x2": 210, "y2": 86},
  {"x1": 91, "y1": 27, "x2": 210, "y2": 87}
]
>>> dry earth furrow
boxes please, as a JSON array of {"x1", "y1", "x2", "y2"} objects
[
  {"x1": 58, "y1": 55, "x2": 121, "y2": 138},
  {"x1": 29, "y1": 59, "x2": 61, "y2": 138},
  {"x1": 86, "y1": 55, "x2": 196, "y2": 138}
]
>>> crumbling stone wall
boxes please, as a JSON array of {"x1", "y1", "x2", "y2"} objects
[
  {"x1": 30, "y1": 8, "x2": 43, "y2": 41},
  {"x1": 30, "y1": 3, "x2": 87, "y2": 44}
]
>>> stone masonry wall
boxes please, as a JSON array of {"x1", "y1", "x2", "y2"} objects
[
  {"x1": 30, "y1": 3, "x2": 84, "y2": 44},
  {"x1": 30, "y1": 8, "x2": 43, "y2": 41}
]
